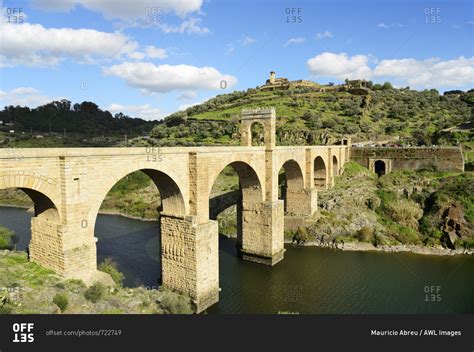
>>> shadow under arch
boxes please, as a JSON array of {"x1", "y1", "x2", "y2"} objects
[
  {"x1": 0, "y1": 172, "x2": 61, "y2": 224},
  {"x1": 314, "y1": 156, "x2": 327, "y2": 189},
  {"x1": 278, "y1": 159, "x2": 304, "y2": 213},
  {"x1": 333, "y1": 155, "x2": 339, "y2": 176},
  {"x1": 0, "y1": 186, "x2": 60, "y2": 257},
  {"x1": 19, "y1": 188, "x2": 60, "y2": 222}
]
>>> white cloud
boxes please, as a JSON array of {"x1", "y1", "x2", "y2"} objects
[
  {"x1": 377, "y1": 22, "x2": 403, "y2": 29},
  {"x1": 106, "y1": 103, "x2": 161, "y2": 120},
  {"x1": 0, "y1": 87, "x2": 61, "y2": 107},
  {"x1": 307, "y1": 52, "x2": 474, "y2": 89},
  {"x1": 103, "y1": 62, "x2": 237, "y2": 93},
  {"x1": 31, "y1": 0, "x2": 203, "y2": 19},
  {"x1": 128, "y1": 51, "x2": 146, "y2": 60},
  {"x1": 0, "y1": 21, "x2": 138, "y2": 67},
  {"x1": 239, "y1": 36, "x2": 256, "y2": 46},
  {"x1": 307, "y1": 52, "x2": 372, "y2": 80},
  {"x1": 145, "y1": 46, "x2": 167, "y2": 59},
  {"x1": 158, "y1": 17, "x2": 209, "y2": 34},
  {"x1": 315, "y1": 31, "x2": 333, "y2": 40},
  {"x1": 128, "y1": 46, "x2": 168, "y2": 60},
  {"x1": 374, "y1": 56, "x2": 474, "y2": 88},
  {"x1": 284, "y1": 37, "x2": 305, "y2": 47}
]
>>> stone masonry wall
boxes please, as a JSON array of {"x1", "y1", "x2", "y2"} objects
[{"x1": 351, "y1": 147, "x2": 464, "y2": 172}]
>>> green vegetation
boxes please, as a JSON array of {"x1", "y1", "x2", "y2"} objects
[
  {"x1": 0, "y1": 100, "x2": 155, "y2": 138},
  {"x1": 152, "y1": 87, "x2": 472, "y2": 147},
  {"x1": 0, "y1": 250, "x2": 193, "y2": 314},
  {"x1": 310, "y1": 162, "x2": 473, "y2": 249},
  {"x1": 0, "y1": 226, "x2": 17, "y2": 250},
  {"x1": 98, "y1": 171, "x2": 161, "y2": 219},
  {"x1": 98, "y1": 258, "x2": 124, "y2": 287},
  {"x1": 84, "y1": 282, "x2": 106, "y2": 303},
  {"x1": 52, "y1": 292, "x2": 69, "y2": 312}
]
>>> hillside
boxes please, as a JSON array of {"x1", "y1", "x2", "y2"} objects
[
  {"x1": 152, "y1": 85, "x2": 472, "y2": 148},
  {"x1": 0, "y1": 100, "x2": 156, "y2": 147},
  {"x1": 309, "y1": 163, "x2": 473, "y2": 251}
]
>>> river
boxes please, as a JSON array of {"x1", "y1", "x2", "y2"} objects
[{"x1": 1, "y1": 206, "x2": 473, "y2": 314}]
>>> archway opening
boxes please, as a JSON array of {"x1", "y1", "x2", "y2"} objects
[
  {"x1": 94, "y1": 169, "x2": 185, "y2": 288},
  {"x1": 209, "y1": 161, "x2": 262, "y2": 246},
  {"x1": 374, "y1": 160, "x2": 386, "y2": 177},
  {"x1": 332, "y1": 155, "x2": 339, "y2": 176},
  {"x1": 0, "y1": 187, "x2": 59, "y2": 252},
  {"x1": 250, "y1": 122, "x2": 265, "y2": 146},
  {"x1": 208, "y1": 161, "x2": 262, "y2": 307},
  {"x1": 314, "y1": 156, "x2": 327, "y2": 189},
  {"x1": 278, "y1": 160, "x2": 304, "y2": 214}
]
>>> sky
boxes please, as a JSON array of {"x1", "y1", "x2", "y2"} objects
[{"x1": 0, "y1": 0, "x2": 473, "y2": 120}]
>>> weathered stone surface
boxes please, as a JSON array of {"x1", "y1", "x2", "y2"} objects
[{"x1": 351, "y1": 147, "x2": 465, "y2": 173}]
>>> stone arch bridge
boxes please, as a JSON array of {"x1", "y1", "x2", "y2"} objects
[{"x1": 0, "y1": 108, "x2": 349, "y2": 312}]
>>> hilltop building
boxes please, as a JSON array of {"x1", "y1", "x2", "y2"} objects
[
  {"x1": 260, "y1": 71, "x2": 320, "y2": 91},
  {"x1": 258, "y1": 71, "x2": 371, "y2": 95}
]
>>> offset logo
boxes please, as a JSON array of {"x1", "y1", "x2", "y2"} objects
[{"x1": 12, "y1": 323, "x2": 34, "y2": 343}]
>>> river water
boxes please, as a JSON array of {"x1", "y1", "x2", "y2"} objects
[{"x1": 1, "y1": 207, "x2": 473, "y2": 314}]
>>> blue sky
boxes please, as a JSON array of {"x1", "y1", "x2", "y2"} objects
[{"x1": 0, "y1": 0, "x2": 473, "y2": 120}]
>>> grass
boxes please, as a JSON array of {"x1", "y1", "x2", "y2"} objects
[
  {"x1": 52, "y1": 292, "x2": 69, "y2": 312},
  {"x1": 98, "y1": 258, "x2": 124, "y2": 287}
]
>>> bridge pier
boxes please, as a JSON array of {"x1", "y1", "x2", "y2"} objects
[
  {"x1": 160, "y1": 213, "x2": 219, "y2": 313},
  {"x1": 239, "y1": 200, "x2": 285, "y2": 265},
  {"x1": 30, "y1": 218, "x2": 97, "y2": 284},
  {"x1": 283, "y1": 188, "x2": 318, "y2": 231},
  {"x1": 285, "y1": 188, "x2": 318, "y2": 217}
]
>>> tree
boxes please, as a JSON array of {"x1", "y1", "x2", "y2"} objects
[
  {"x1": 372, "y1": 84, "x2": 383, "y2": 90},
  {"x1": 382, "y1": 82, "x2": 393, "y2": 90}
]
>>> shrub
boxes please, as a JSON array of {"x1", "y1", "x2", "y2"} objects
[
  {"x1": 52, "y1": 293, "x2": 69, "y2": 312},
  {"x1": 98, "y1": 258, "x2": 124, "y2": 287},
  {"x1": 84, "y1": 283, "x2": 105, "y2": 303},
  {"x1": 357, "y1": 227, "x2": 374, "y2": 242},
  {"x1": 294, "y1": 227, "x2": 309, "y2": 243},
  {"x1": 387, "y1": 199, "x2": 423, "y2": 229},
  {"x1": 0, "y1": 226, "x2": 16, "y2": 250},
  {"x1": 0, "y1": 305, "x2": 13, "y2": 314},
  {"x1": 159, "y1": 291, "x2": 193, "y2": 314}
]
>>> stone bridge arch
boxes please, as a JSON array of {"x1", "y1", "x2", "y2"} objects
[
  {"x1": 240, "y1": 108, "x2": 276, "y2": 148},
  {"x1": 0, "y1": 172, "x2": 64, "y2": 276},
  {"x1": 209, "y1": 160, "x2": 264, "y2": 248},
  {"x1": 0, "y1": 172, "x2": 61, "y2": 222},
  {"x1": 88, "y1": 163, "x2": 188, "y2": 230}
]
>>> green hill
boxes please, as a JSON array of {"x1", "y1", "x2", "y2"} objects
[{"x1": 151, "y1": 85, "x2": 473, "y2": 147}]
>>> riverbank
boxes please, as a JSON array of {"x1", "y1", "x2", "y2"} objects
[
  {"x1": 284, "y1": 239, "x2": 473, "y2": 256},
  {"x1": 0, "y1": 250, "x2": 192, "y2": 314}
]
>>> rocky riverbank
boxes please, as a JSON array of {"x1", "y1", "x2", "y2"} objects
[
  {"x1": 302, "y1": 163, "x2": 473, "y2": 254},
  {"x1": 284, "y1": 239, "x2": 473, "y2": 256},
  {"x1": 0, "y1": 250, "x2": 192, "y2": 314}
]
